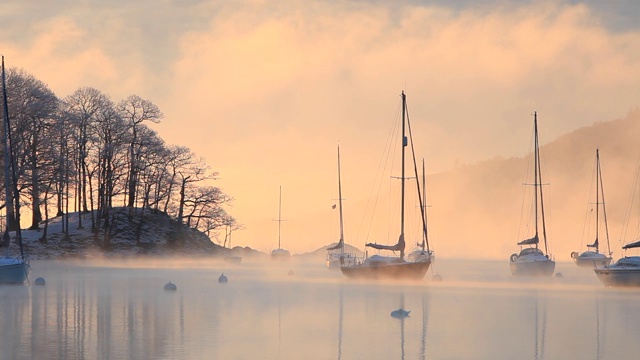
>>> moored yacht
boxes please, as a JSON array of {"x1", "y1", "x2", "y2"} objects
[{"x1": 509, "y1": 112, "x2": 555, "y2": 276}]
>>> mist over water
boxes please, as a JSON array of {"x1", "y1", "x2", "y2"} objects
[{"x1": 1, "y1": 258, "x2": 639, "y2": 359}]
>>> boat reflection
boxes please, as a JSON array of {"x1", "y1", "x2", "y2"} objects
[{"x1": 533, "y1": 292, "x2": 547, "y2": 360}]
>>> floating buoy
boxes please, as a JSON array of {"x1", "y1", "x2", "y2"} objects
[
  {"x1": 164, "y1": 281, "x2": 177, "y2": 291},
  {"x1": 391, "y1": 309, "x2": 411, "y2": 319},
  {"x1": 432, "y1": 274, "x2": 443, "y2": 282},
  {"x1": 34, "y1": 277, "x2": 46, "y2": 286},
  {"x1": 555, "y1": 272, "x2": 563, "y2": 278},
  {"x1": 218, "y1": 273, "x2": 228, "y2": 283}
]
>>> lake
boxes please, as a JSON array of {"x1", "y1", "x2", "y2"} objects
[{"x1": 0, "y1": 258, "x2": 639, "y2": 359}]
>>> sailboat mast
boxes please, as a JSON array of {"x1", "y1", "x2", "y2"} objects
[
  {"x1": 337, "y1": 145, "x2": 345, "y2": 256},
  {"x1": 1, "y1": 57, "x2": 23, "y2": 259},
  {"x1": 400, "y1": 91, "x2": 407, "y2": 260},
  {"x1": 595, "y1": 149, "x2": 600, "y2": 252},
  {"x1": 597, "y1": 149, "x2": 612, "y2": 255},
  {"x1": 278, "y1": 185, "x2": 282, "y2": 249},
  {"x1": 536, "y1": 112, "x2": 550, "y2": 256},
  {"x1": 533, "y1": 112, "x2": 539, "y2": 249},
  {"x1": 421, "y1": 159, "x2": 428, "y2": 251},
  {"x1": 1, "y1": 56, "x2": 10, "y2": 247}
]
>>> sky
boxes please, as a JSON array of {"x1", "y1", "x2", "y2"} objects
[{"x1": 1, "y1": 0, "x2": 640, "y2": 258}]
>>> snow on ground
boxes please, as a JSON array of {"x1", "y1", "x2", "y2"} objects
[{"x1": 1, "y1": 207, "x2": 227, "y2": 260}]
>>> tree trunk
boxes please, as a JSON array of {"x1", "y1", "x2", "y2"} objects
[
  {"x1": 30, "y1": 132, "x2": 42, "y2": 230},
  {"x1": 40, "y1": 188, "x2": 50, "y2": 244}
]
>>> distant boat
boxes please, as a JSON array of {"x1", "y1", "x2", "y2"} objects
[
  {"x1": 224, "y1": 255, "x2": 242, "y2": 264},
  {"x1": 571, "y1": 149, "x2": 612, "y2": 268},
  {"x1": 271, "y1": 186, "x2": 291, "y2": 261},
  {"x1": 0, "y1": 56, "x2": 29, "y2": 284},
  {"x1": 340, "y1": 91, "x2": 431, "y2": 280},
  {"x1": 223, "y1": 224, "x2": 242, "y2": 264},
  {"x1": 407, "y1": 159, "x2": 435, "y2": 263},
  {"x1": 326, "y1": 145, "x2": 358, "y2": 269},
  {"x1": 509, "y1": 112, "x2": 555, "y2": 276}
]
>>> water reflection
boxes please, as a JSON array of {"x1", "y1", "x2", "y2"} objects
[
  {"x1": 534, "y1": 292, "x2": 547, "y2": 360},
  {"x1": 0, "y1": 260, "x2": 639, "y2": 359},
  {"x1": 419, "y1": 293, "x2": 428, "y2": 360},
  {"x1": 595, "y1": 296, "x2": 601, "y2": 360},
  {"x1": 337, "y1": 284, "x2": 343, "y2": 360},
  {"x1": 396, "y1": 293, "x2": 406, "y2": 360}
]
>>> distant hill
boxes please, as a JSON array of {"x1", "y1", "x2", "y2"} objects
[
  {"x1": 425, "y1": 108, "x2": 640, "y2": 260},
  {"x1": 6, "y1": 207, "x2": 263, "y2": 260}
]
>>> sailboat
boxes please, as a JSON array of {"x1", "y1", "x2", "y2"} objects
[
  {"x1": 340, "y1": 91, "x2": 431, "y2": 280},
  {"x1": 594, "y1": 152, "x2": 640, "y2": 286},
  {"x1": 509, "y1": 112, "x2": 555, "y2": 276},
  {"x1": 271, "y1": 186, "x2": 290, "y2": 261},
  {"x1": 223, "y1": 225, "x2": 242, "y2": 264},
  {"x1": 0, "y1": 56, "x2": 29, "y2": 283},
  {"x1": 326, "y1": 145, "x2": 358, "y2": 269},
  {"x1": 571, "y1": 149, "x2": 612, "y2": 267},
  {"x1": 594, "y1": 244, "x2": 640, "y2": 286},
  {"x1": 408, "y1": 159, "x2": 434, "y2": 263}
]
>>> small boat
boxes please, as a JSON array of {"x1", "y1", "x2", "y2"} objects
[
  {"x1": 223, "y1": 224, "x2": 242, "y2": 264},
  {"x1": 0, "y1": 56, "x2": 29, "y2": 284},
  {"x1": 340, "y1": 91, "x2": 431, "y2": 280},
  {"x1": 571, "y1": 149, "x2": 612, "y2": 268},
  {"x1": 509, "y1": 112, "x2": 555, "y2": 276},
  {"x1": 326, "y1": 145, "x2": 358, "y2": 269},
  {"x1": 224, "y1": 256, "x2": 242, "y2": 264},
  {"x1": 271, "y1": 186, "x2": 291, "y2": 261}
]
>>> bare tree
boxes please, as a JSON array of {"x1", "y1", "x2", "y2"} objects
[
  {"x1": 117, "y1": 95, "x2": 162, "y2": 209},
  {"x1": 183, "y1": 185, "x2": 232, "y2": 229},
  {"x1": 63, "y1": 87, "x2": 112, "y2": 229},
  {"x1": 4, "y1": 68, "x2": 59, "y2": 230},
  {"x1": 161, "y1": 146, "x2": 191, "y2": 214},
  {"x1": 88, "y1": 98, "x2": 128, "y2": 247}
]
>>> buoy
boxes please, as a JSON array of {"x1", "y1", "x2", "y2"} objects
[
  {"x1": 218, "y1": 273, "x2": 228, "y2": 283},
  {"x1": 555, "y1": 272, "x2": 563, "y2": 278},
  {"x1": 164, "y1": 281, "x2": 177, "y2": 291},
  {"x1": 391, "y1": 309, "x2": 411, "y2": 319},
  {"x1": 34, "y1": 277, "x2": 46, "y2": 286},
  {"x1": 432, "y1": 274, "x2": 443, "y2": 282}
]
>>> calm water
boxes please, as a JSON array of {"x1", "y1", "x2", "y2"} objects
[{"x1": 1, "y1": 258, "x2": 639, "y2": 360}]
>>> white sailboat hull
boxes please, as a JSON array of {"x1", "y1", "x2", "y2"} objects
[
  {"x1": 510, "y1": 255, "x2": 555, "y2": 276},
  {"x1": 572, "y1": 251, "x2": 611, "y2": 268},
  {"x1": 0, "y1": 257, "x2": 29, "y2": 283},
  {"x1": 594, "y1": 257, "x2": 640, "y2": 286},
  {"x1": 271, "y1": 248, "x2": 291, "y2": 261},
  {"x1": 594, "y1": 267, "x2": 640, "y2": 286}
]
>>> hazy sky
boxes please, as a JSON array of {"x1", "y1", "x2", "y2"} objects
[{"x1": 2, "y1": 0, "x2": 640, "y2": 257}]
